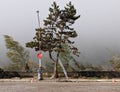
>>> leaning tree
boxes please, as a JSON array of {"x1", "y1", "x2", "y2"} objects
[
  {"x1": 4, "y1": 35, "x2": 30, "y2": 71},
  {"x1": 26, "y1": 2, "x2": 80, "y2": 78}
]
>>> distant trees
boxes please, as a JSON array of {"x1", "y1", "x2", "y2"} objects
[
  {"x1": 109, "y1": 54, "x2": 120, "y2": 71},
  {"x1": 4, "y1": 35, "x2": 30, "y2": 71},
  {"x1": 26, "y1": 2, "x2": 80, "y2": 78}
]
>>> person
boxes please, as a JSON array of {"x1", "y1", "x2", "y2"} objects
[{"x1": 37, "y1": 67, "x2": 42, "y2": 80}]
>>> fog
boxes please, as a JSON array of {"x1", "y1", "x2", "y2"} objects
[{"x1": 0, "y1": 0, "x2": 120, "y2": 67}]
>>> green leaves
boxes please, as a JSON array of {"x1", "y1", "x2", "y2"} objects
[
  {"x1": 4, "y1": 35, "x2": 18, "y2": 50},
  {"x1": 26, "y1": 1, "x2": 80, "y2": 59},
  {"x1": 109, "y1": 54, "x2": 120, "y2": 71},
  {"x1": 25, "y1": 2, "x2": 80, "y2": 78},
  {"x1": 4, "y1": 35, "x2": 30, "y2": 71},
  {"x1": 26, "y1": 1, "x2": 80, "y2": 57}
]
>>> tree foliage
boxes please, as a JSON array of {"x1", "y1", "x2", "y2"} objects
[
  {"x1": 59, "y1": 43, "x2": 80, "y2": 72},
  {"x1": 4, "y1": 35, "x2": 30, "y2": 71},
  {"x1": 26, "y1": 2, "x2": 80, "y2": 78},
  {"x1": 109, "y1": 54, "x2": 120, "y2": 71}
]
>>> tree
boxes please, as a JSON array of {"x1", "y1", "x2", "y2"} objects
[
  {"x1": 109, "y1": 54, "x2": 120, "y2": 71},
  {"x1": 59, "y1": 43, "x2": 81, "y2": 72},
  {"x1": 26, "y1": 2, "x2": 80, "y2": 78},
  {"x1": 4, "y1": 35, "x2": 29, "y2": 71},
  {"x1": 25, "y1": 60, "x2": 38, "y2": 72}
]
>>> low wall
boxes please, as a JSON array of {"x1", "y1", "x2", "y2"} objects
[
  {"x1": 0, "y1": 71, "x2": 33, "y2": 78},
  {"x1": 1, "y1": 71, "x2": 120, "y2": 79},
  {"x1": 68, "y1": 71, "x2": 120, "y2": 78}
]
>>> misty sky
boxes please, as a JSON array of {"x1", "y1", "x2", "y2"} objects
[{"x1": 0, "y1": 0, "x2": 120, "y2": 66}]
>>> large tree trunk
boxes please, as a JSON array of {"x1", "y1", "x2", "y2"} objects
[
  {"x1": 49, "y1": 51, "x2": 59, "y2": 79},
  {"x1": 53, "y1": 61, "x2": 59, "y2": 78},
  {"x1": 51, "y1": 61, "x2": 59, "y2": 78}
]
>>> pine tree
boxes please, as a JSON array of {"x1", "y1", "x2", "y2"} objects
[{"x1": 26, "y1": 2, "x2": 80, "y2": 78}]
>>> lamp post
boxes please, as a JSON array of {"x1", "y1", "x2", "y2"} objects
[
  {"x1": 37, "y1": 53, "x2": 43, "y2": 80},
  {"x1": 36, "y1": 10, "x2": 43, "y2": 80}
]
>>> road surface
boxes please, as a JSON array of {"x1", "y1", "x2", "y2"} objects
[{"x1": 0, "y1": 81, "x2": 120, "y2": 92}]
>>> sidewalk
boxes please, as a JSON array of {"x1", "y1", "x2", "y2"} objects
[{"x1": 1, "y1": 78, "x2": 120, "y2": 82}]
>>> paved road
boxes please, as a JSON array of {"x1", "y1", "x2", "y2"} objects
[{"x1": 0, "y1": 82, "x2": 120, "y2": 92}]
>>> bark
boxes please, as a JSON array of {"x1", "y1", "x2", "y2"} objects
[
  {"x1": 49, "y1": 51, "x2": 59, "y2": 79},
  {"x1": 51, "y1": 61, "x2": 59, "y2": 78}
]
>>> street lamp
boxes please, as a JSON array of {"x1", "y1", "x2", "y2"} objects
[
  {"x1": 36, "y1": 10, "x2": 43, "y2": 80},
  {"x1": 37, "y1": 53, "x2": 43, "y2": 80}
]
